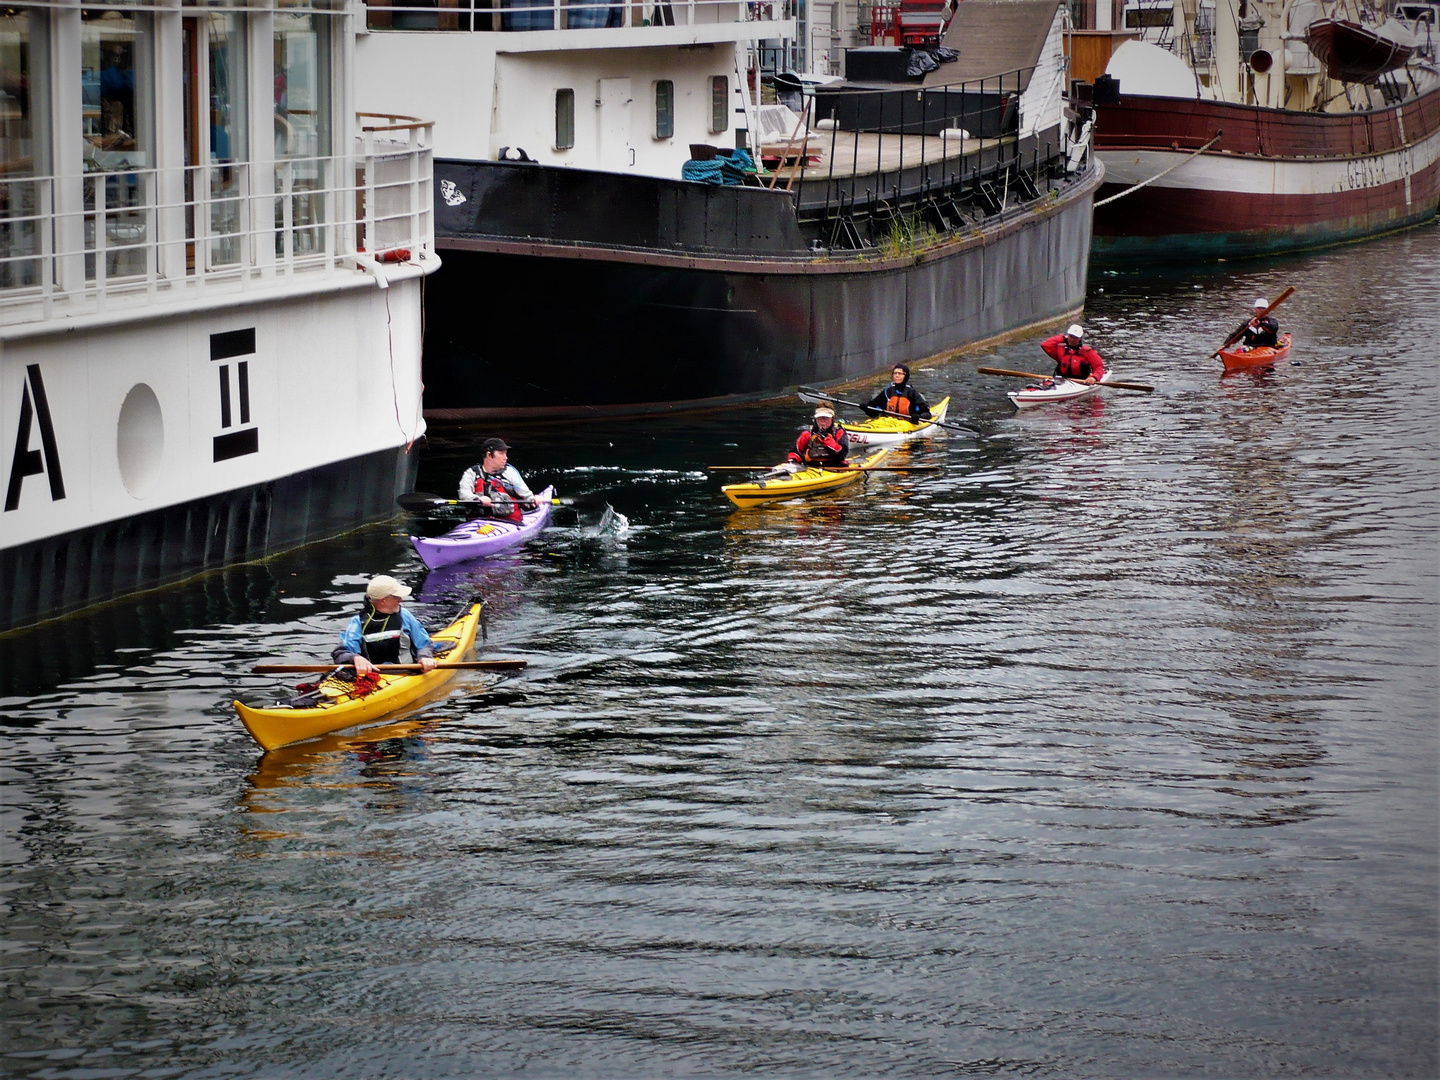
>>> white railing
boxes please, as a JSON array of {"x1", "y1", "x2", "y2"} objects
[
  {"x1": 364, "y1": 0, "x2": 791, "y2": 31},
  {"x1": 0, "y1": 115, "x2": 433, "y2": 327}
]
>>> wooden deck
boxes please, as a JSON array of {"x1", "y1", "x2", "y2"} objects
[{"x1": 774, "y1": 130, "x2": 1009, "y2": 182}]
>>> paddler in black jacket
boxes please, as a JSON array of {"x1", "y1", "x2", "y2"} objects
[
  {"x1": 865, "y1": 364, "x2": 932, "y2": 423},
  {"x1": 787, "y1": 402, "x2": 850, "y2": 469},
  {"x1": 1240, "y1": 298, "x2": 1281, "y2": 348}
]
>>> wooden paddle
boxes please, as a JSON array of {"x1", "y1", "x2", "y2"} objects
[
  {"x1": 1210, "y1": 286, "x2": 1295, "y2": 357},
  {"x1": 397, "y1": 491, "x2": 608, "y2": 512},
  {"x1": 253, "y1": 660, "x2": 528, "y2": 674},
  {"x1": 797, "y1": 388, "x2": 983, "y2": 435},
  {"x1": 706, "y1": 464, "x2": 946, "y2": 472},
  {"x1": 976, "y1": 367, "x2": 1155, "y2": 393}
]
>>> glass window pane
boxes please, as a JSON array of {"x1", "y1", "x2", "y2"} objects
[
  {"x1": 83, "y1": 10, "x2": 153, "y2": 281},
  {"x1": 555, "y1": 88, "x2": 574, "y2": 150},
  {"x1": 655, "y1": 80, "x2": 673, "y2": 140},
  {"x1": 711, "y1": 75, "x2": 728, "y2": 134},
  {"x1": 83, "y1": 10, "x2": 153, "y2": 170},
  {"x1": 1, "y1": 7, "x2": 43, "y2": 288},
  {"x1": 274, "y1": 12, "x2": 330, "y2": 160},
  {"x1": 187, "y1": 12, "x2": 247, "y2": 269},
  {"x1": 207, "y1": 13, "x2": 247, "y2": 164},
  {"x1": 275, "y1": 13, "x2": 331, "y2": 258}
]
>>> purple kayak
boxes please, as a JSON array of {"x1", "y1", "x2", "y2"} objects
[{"x1": 411, "y1": 486, "x2": 554, "y2": 569}]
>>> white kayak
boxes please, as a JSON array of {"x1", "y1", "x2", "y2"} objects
[
  {"x1": 844, "y1": 397, "x2": 952, "y2": 446},
  {"x1": 1007, "y1": 376, "x2": 1114, "y2": 410}
]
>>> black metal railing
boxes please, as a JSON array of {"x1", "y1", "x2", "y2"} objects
[{"x1": 761, "y1": 66, "x2": 1074, "y2": 251}]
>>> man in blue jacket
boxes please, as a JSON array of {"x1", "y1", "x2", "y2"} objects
[{"x1": 333, "y1": 575, "x2": 437, "y2": 674}]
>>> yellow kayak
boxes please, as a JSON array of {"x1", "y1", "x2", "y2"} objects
[
  {"x1": 722, "y1": 448, "x2": 893, "y2": 509},
  {"x1": 234, "y1": 602, "x2": 483, "y2": 752},
  {"x1": 843, "y1": 397, "x2": 951, "y2": 447}
]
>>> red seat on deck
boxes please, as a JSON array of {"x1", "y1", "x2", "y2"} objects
[{"x1": 896, "y1": 0, "x2": 948, "y2": 48}]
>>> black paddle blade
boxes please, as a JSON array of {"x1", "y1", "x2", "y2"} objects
[{"x1": 397, "y1": 491, "x2": 456, "y2": 511}]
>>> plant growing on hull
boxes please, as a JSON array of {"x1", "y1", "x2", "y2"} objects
[{"x1": 880, "y1": 212, "x2": 936, "y2": 259}]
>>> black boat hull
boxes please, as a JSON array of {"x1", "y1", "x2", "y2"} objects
[
  {"x1": 425, "y1": 158, "x2": 1100, "y2": 420},
  {"x1": 1, "y1": 445, "x2": 418, "y2": 632}
]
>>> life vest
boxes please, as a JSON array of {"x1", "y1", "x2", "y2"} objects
[
  {"x1": 473, "y1": 467, "x2": 524, "y2": 522},
  {"x1": 355, "y1": 602, "x2": 406, "y2": 665},
  {"x1": 1055, "y1": 345, "x2": 1092, "y2": 380},
  {"x1": 884, "y1": 388, "x2": 914, "y2": 417},
  {"x1": 802, "y1": 423, "x2": 847, "y2": 465}
]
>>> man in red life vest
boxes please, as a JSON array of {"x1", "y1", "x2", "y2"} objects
[
  {"x1": 1239, "y1": 298, "x2": 1281, "y2": 349},
  {"x1": 865, "y1": 364, "x2": 932, "y2": 423},
  {"x1": 786, "y1": 402, "x2": 850, "y2": 470},
  {"x1": 1040, "y1": 323, "x2": 1105, "y2": 385},
  {"x1": 457, "y1": 438, "x2": 538, "y2": 521}
]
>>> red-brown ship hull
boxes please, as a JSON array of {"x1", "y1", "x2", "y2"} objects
[{"x1": 1093, "y1": 83, "x2": 1440, "y2": 261}]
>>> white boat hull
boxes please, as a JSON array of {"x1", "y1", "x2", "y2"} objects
[{"x1": 1008, "y1": 376, "x2": 1112, "y2": 410}]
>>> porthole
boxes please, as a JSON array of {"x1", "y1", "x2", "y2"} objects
[{"x1": 117, "y1": 383, "x2": 164, "y2": 498}]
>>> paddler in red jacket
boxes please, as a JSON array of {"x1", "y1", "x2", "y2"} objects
[
  {"x1": 787, "y1": 402, "x2": 850, "y2": 469},
  {"x1": 1040, "y1": 324, "x2": 1105, "y2": 385}
]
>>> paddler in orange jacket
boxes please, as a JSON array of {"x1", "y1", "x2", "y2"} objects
[
  {"x1": 787, "y1": 402, "x2": 850, "y2": 470},
  {"x1": 1040, "y1": 324, "x2": 1105, "y2": 385},
  {"x1": 865, "y1": 364, "x2": 932, "y2": 423}
]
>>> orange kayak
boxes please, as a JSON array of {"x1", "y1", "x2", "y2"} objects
[{"x1": 1219, "y1": 333, "x2": 1292, "y2": 371}]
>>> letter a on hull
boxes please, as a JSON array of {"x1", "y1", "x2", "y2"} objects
[{"x1": 4, "y1": 363, "x2": 65, "y2": 513}]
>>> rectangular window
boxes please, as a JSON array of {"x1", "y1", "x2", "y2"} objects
[
  {"x1": 274, "y1": 12, "x2": 332, "y2": 257},
  {"x1": 185, "y1": 12, "x2": 248, "y2": 269},
  {"x1": 82, "y1": 9, "x2": 154, "y2": 281},
  {"x1": 655, "y1": 80, "x2": 674, "y2": 140},
  {"x1": 710, "y1": 75, "x2": 728, "y2": 134},
  {"x1": 1, "y1": 7, "x2": 46, "y2": 288},
  {"x1": 555, "y1": 88, "x2": 575, "y2": 150}
]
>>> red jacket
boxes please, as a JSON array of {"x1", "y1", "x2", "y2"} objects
[
  {"x1": 1041, "y1": 335, "x2": 1105, "y2": 381},
  {"x1": 789, "y1": 424, "x2": 850, "y2": 466}
]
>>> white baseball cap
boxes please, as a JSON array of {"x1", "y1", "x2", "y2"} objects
[
  {"x1": 1253, "y1": 298, "x2": 1269, "y2": 308},
  {"x1": 1066, "y1": 324, "x2": 1084, "y2": 338},
  {"x1": 814, "y1": 402, "x2": 835, "y2": 418},
  {"x1": 366, "y1": 575, "x2": 412, "y2": 602}
]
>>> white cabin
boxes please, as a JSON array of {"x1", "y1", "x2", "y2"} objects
[
  {"x1": 1, "y1": 0, "x2": 437, "y2": 630},
  {"x1": 355, "y1": 0, "x2": 796, "y2": 177}
]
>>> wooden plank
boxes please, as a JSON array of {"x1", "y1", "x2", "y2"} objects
[{"x1": 799, "y1": 131, "x2": 1007, "y2": 181}]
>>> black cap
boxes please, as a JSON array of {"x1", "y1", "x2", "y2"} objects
[{"x1": 481, "y1": 437, "x2": 511, "y2": 455}]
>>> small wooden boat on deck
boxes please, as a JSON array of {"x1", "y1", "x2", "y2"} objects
[
  {"x1": 844, "y1": 397, "x2": 952, "y2": 446},
  {"x1": 411, "y1": 487, "x2": 554, "y2": 569},
  {"x1": 1218, "y1": 333, "x2": 1293, "y2": 371},
  {"x1": 1305, "y1": 18, "x2": 1417, "y2": 84},
  {"x1": 722, "y1": 448, "x2": 893, "y2": 509},
  {"x1": 1007, "y1": 376, "x2": 1115, "y2": 409},
  {"x1": 234, "y1": 602, "x2": 484, "y2": 752}
]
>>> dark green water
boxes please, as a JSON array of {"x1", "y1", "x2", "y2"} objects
[{"x1": 2, "y1": 224, "x2": 1437, "y2": 1076}]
